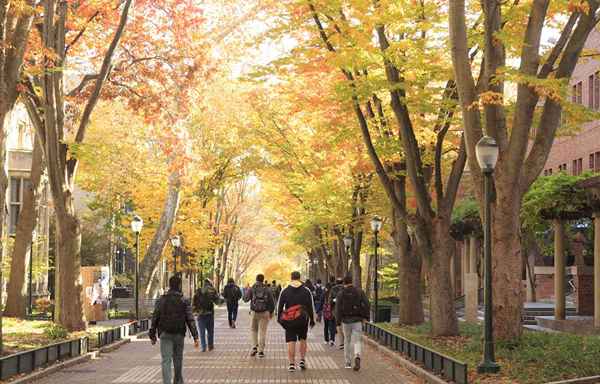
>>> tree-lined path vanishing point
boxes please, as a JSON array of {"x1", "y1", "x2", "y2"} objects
[{"x1": 30, "y1": 306, "x2": 418, "y2": 384}]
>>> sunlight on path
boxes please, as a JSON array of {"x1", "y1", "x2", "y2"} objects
[{"x1": 32, "y1": 305, "x2": 418, "y2": 384}]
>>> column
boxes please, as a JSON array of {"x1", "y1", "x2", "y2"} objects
[
  {"x1": 554, "y1": 219, "x2": 566, "y2": 320},
  {"x1": 595, "y1": 213, "x2": 600, "y2": 328},
  {"x1": 465, "y1": 235, "x2": 479, "y2": 322},
  {"x1": 461, "y1": 239, "x2": 468, "y2": 295}
]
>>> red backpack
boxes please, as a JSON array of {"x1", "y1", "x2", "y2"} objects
[{"x1": 323, "y1": 302, "x2": 333, "y2": 321}]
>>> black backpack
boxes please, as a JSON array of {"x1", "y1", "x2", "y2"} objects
[
  {"x1": 194, "y1": 286, "x2": 218, "y2": 312},
  {"x1": 340, "y1": 287, "x2": 367, "y2": 318},
  {"x1": 158, "y1": 293, "x2": 186, "y2": 334},
  {"x1": 251, "y1": 285, "x2": 269, "y2": 313}
]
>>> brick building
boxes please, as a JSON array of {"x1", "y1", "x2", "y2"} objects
[{"x1": 543, "y1": 29, "x2": 600, "y2": 176}]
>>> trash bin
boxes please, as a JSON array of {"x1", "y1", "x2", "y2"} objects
[{"x1": 372, "y1": 305, "x2": 392, "y2": 323}]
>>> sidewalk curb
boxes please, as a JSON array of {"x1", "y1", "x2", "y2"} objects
[
  {"x1": 8, "y1": 338, "x2": 133, "y2": 384},
  {"x1": 363, "y1": 336, "x2": 449, "y2": 384}
]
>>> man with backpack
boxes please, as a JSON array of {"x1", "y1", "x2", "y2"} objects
[
  {"x1": 243, "y1": 274, "x2": 275, "y2": 358},
  {"x1": 193, "y1": 278, "x2": 219, "y2": 352},
  {"x1": 322, "y1": 282, "x2": 336, "y2": 346},
  {"x1": 329, "y1": 277, "x2": 345, "y2": 350},
  {"x1": 149, "y1": 275, "x2": 199, "y2": 384},
  {"x1": 335, "y1": 274, "x2": 370, "y2": 371},
  {"x1": 222, "y1": 278, "x2": 242, "y2": 328},
  {"x1": 277, "y1": 271, "x2": 316, "y2": 372}
]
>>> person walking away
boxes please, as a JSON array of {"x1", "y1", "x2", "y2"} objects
[
  {"x1": 278, "y1": 271, "x2": 316, "y2": 372},
  {"x1": 322, "y1": 282, "x2": 336, "y2": 346},
  {"x1": 271, "y1": 280, "x2": 281, "y2": 301},
  {"x1": 243, "y1": 274, "x2": 275, "y2": 358},
  {"x1": 305, "y1": 279, "x2": 315, "y2": 294},
  {"x1": 329, "y1": 277, "x2": 345, "y2": 350},
  {"x1": 223, "y1": 278, "x2": 242, "y2": 328},
  {"x1": 150, "y1": 275, "x2": 199, "y2": 384},
  {"x1": 314, "y1": 279, "x2": 324, "y2": 322},
  {"x1": 335, "y1": 274, "x2": 370, "y2": 371},
  {"x1": 193, "y1": 279, "x2": 219, "y2": 352}
]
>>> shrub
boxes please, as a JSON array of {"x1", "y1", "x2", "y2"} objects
[{"x1": 44, "y1": 324, "x2": 68, "y2": 340}]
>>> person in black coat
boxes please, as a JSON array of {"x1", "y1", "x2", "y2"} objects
[{"x1": 222, "y1": 278, "x2": 242, "y2": 328}]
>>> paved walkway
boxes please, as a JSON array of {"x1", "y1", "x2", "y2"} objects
[{"x1": 31, "y1": 305, "x2": 419, "y2": 384}]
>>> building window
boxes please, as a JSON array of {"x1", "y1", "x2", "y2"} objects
[
  {"x1": 595, "y1": 72, "x2": 600, "y2": 110},
  {"x1": 573, "y1": 82, "x2": 583, "y2": 104},
  {"x1": 592, "y1": 151, "x2": 600, "y2": 172},
  {"x1": 559, "y1": 163, "x2": 568, "y2": 172},
  {"x1": 590, "y1": 74, "x2": 595, "y2": 109},
  {"x1": 572, "y1": 158, "x2": 583, "y2": 175},
  {"x1": 8, "y1": 177, "x2": 30, "y2": 235}
]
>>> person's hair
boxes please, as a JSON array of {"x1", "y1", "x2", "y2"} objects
[
  {"x1": 343, "y1": 274, "x2": 353, "y2": 285},
  {"x1": 291, "y1": 271, "x2": 301, "y2": 280},
  {"x1": 272, "y1": 280, "x2": 276, "y2": 284},
  {"x1": 169, "y1": 275, "x2": 182, "y2": 291},
  {"x1": 325, "y1": 282, "x2": 332, "y2": 290},
  {"x1": 256, "y1": 274, "x2": 264, "y2": 282},
  {"x1": 316, "y1": 279, "x2": 322, "y2": 284},
  {"x1": 228, "y1": 278, "x2": 234, "y2": 284}
]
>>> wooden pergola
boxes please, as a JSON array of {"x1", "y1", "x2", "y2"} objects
[{"x1": 575, "y1": 176, "x2": 600, "y2": 327}]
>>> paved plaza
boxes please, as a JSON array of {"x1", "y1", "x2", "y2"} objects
[{"x1": 30, "y1": 305, "x2": 419, "y2": 384}]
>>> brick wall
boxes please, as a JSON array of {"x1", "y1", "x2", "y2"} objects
[{"x1": 543, "y1": 29, "x2": 600, "y2": 176}]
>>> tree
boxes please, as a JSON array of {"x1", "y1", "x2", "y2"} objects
[{"x1": 449, "y1": 0, "x2": 600, "y2": 339}]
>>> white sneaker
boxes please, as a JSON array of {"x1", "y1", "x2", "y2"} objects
[
  {"x1": 329, "y1": 341, "x2": 335, "y2": 347},
  {"x1": 344, "y1": 362, "x2": 352, "y2": 369}
]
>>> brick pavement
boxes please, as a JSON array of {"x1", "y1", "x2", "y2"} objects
[{"x1": 31, "y1": 305, "x2": 419, "y2": 384}]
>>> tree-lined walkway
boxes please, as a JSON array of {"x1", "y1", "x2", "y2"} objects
[{"x1": 31, "y1": 305, "x2": 418, "y2": 384}]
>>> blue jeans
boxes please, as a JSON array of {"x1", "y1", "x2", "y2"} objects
[
  {"x1": 197, "y1": 313, "x2": 214, "y2": 349},
  {"x1": 227, "y1": 302, "x2": 239, "y2": 326},
  {"x1": 159, "y1": 332, "x2": 185, "y2": 384},
  {"x1": 324, "y1": 319, "x2": 336, "y2": 343}
]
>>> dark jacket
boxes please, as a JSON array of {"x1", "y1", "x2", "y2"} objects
[
  {"x1": 193, "y1": 283, "x2": 219, "y2": 316},
  {"x1": 329, "y1": 283, "x2": 344, "y2": 309},
  {"x1": 149, "y1": 290, "x2": 198, "y2": 341},
  {"x1": 277, "y1": 281, "x2": 316, "y2": 324},
  {"x1": 314, "y1": 284, "x2": 325, "y2": 313},
  {"x1": 335, "y1": 285, "x2": 370, "y2": 325},
  {"x1": 222, "y1": 283, "x2": 242, "y2": 305},
  {"x1": 243, "y1": 282, "x2": 275, "y2": 314}
]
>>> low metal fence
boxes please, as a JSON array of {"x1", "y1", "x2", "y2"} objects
[
  {"x1": 96, "y1": 319, "x2": 151, "y2": 349},
  {"x1": 0, "y1": 337, "x2": 89, "y2": 381},
  {"x1": 364, "y1": 322, "x2": 468, "y2": 384}
]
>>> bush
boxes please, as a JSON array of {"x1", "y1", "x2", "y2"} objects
[
  {"x1": 35, "y1": 298, "x2": 54, "y2": 314},
  {"x1": 43, "y1": 324, "x2": 68, "y2": 340}
]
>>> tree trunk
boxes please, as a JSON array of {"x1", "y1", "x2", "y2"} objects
[
  {"x1": 427, "y1": 219, "x2": 459, "y2": 336},
  {"x1": 491, "y1": 186, "x2": 523, "y2": 340},
  {"x1": 54, "y1": 203, "x2": 85, "y2": 330},
  {"x1": 5, "y1": 140, "x2": 43, "y2": 318},
  {"x1": 392, "y1": 209, "x2": 424, "y2": 325},
  {"x1": 140, "y1": 172, "x2": 181, "y2": 296}
]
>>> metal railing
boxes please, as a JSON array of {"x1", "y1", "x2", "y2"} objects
[
  {"x1": 96, "y1": 318, "x2": 151, "y2": 348},
  {"x1": 364, "y1": 323, "x2": 468, "y2": 384},
  {"x1": 0, "y1": 337, "x2": 89, "y2": 381}
]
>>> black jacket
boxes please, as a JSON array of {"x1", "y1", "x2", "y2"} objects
[
  {"x1": 222, "y1": 283, "x2": 242, "y2": 305},
  {"x1": 243, "y1": 282, "x2": 275, "y2": 314},
  {"x1": 335, "y1": 285, "x2": 370, "y2": 324},
  {"x1": 277, "y1": 282, "x2": 316, "y2": 323},
  {"x1": 149, "y1": 290, "x2": 198, "y2": 341}
]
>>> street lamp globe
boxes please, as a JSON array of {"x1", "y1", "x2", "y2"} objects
[
  {"x1": 343, "y1": 235, "x2": 353, "y2": 248},
  {"x1": 475, "y1": 136, "x2": 499, "y2": 172},
  {"x1": 371, "y1": 216, "x2": 383, "y2": 232},
  {"x1": 170, "y1": 235, "x2": 181, "y2": 248},
  {"x1": 131, "y1": 215, "x2": 143, "y2": 234}
]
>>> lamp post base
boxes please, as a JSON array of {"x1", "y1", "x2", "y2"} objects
[{"x1": 477, "y1": 360, "x2": 500, "y2": 374}]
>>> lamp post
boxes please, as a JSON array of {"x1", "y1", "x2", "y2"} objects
[
  {"x1": 131, "y1": 215, "x2": 144, "y2": 321},
  {"x1": 371, "y1": 216, "x2": 383, "y2": 322},
  {"x1": 475, "y1": 136, "x2": 500, "y2": 374},
  {"x1": 170, "y1": 235, "x2": 181, "y2": 274},
  {"x1": 344, "y1": 235, "x2": 353, "y2": 271}
]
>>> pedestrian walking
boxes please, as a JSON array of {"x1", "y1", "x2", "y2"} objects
[
  {"x1": 149, "y1": 275, "x2": 199, "y2": 384},
  {"x1": 271, "y1": 280, "x2": 282, "y2": 301},
  {"x1": 222, "y1": 278, "x2": 242, "y2": 328},
  {"x1": 277, "y1": 271, "x2": 316, "y2": 372},
  {"x1": 243, "y1": 274, "x2": 275, "y2": 358},
  {"x1": 193, "y1": 278, "x2": 219, "y2": 352},
  {"x1": 335, "y1": 274, "x2": 370, "y2": 371},
  {"x1": 329, "y1": 277, "x2": 345, "y2": 350},
  {"x1": 314, "y1": 279, "x2": 325, "y2": 322},
  {"x1": 322, "y1": 282, "x2": 336, "y2": 346}
]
